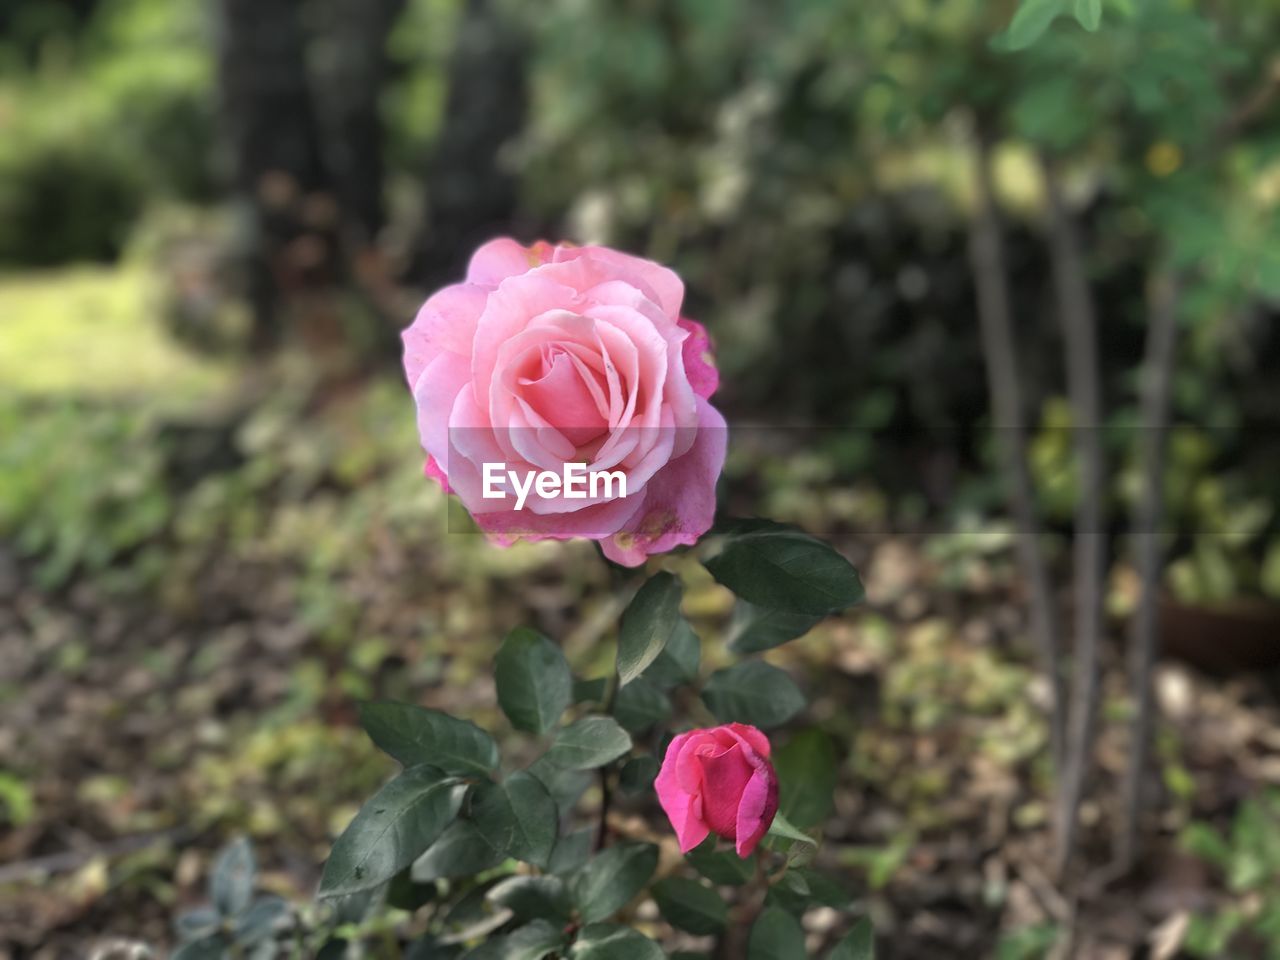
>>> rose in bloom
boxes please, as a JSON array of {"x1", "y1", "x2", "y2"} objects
[
  {"x1": 402, "y1": 238, "x2": 725, "y2": 566},
  {"x1": 655, "y1": 723, "x2": 779, "y2": 857}
]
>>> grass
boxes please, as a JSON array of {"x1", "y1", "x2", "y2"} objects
[{"x1": 0, "y1": 263, "x2": 232, "y2": 406}]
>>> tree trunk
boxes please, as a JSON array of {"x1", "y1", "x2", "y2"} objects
[
  {"x1": 966, "y1": 137, "x2": 1067, "y2": 775},
  {"x1": 412, "y1": 0, "x2": 529, "y2": 288},
  {"x1": 1041, "y1": 157, "x2": 1108, "y2": 881},
  {"x1": 314, "y1": 0, "x2": 405, "y2": 250},
  {"x1": 1116, "y1": 270, "x2": 1181, "y2": 873},
  {"x1": 218, "y1": 0, "x2": 338, "y2": 351}
]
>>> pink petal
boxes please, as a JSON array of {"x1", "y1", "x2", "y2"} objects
[
  {"x1": 721, "y1": 723, "x2": 772, "y2": 760},
  {"x1": 677, "y1": 317, "x2": 719, "y2": 400},
  {"x1": 466, "y1": 237, "x2": 551, "y2": 286},
  {"x1": 554, "y1": 245, "x2": 685, "y2": 319},
  {"x1": 696, "y1": 743, "x2": 754, "y2": 840},
  {"x1": 402, "y1": 283, "x2": 488, "y2": 387},
  {"x1": 734, "y1": 763, "x2": 779, "y2": 858},
  {"x1": 601, "y1": 397, "x2": 726, "y2": 566},
  {"x1": 656, "y1": 732, "x2": 711, "y2": 853}
]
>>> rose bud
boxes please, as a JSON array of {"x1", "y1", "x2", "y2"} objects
[
  {"x1": 654, "y1": 723, "x2": 779, "y2": 858},
  {"x1": 401, "y1": 238, "x2": 725, "y2": 566}
]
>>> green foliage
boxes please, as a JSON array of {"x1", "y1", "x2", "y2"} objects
[
  {"x1": 495, "y1": 627, "x2": 573, "y2": 734},
  {"x1": 570, "y1": 925, "x2": 664, "y2": 960},
  {"x1": 357, "y1": 701, "x2": 499, "y2": 777},
  {"x1": 0, "y1": 0, "x2": 214, "y2": 265},
  {"x1": 470, "y1": 773, "x2": 558, "y2": 869},
  {"x1": 702, "y1": 661, "x2": 807, "y2": 729},
  {"x1": 319, "y1": 765, "x2": 463, "y2": 897},
  {"x1": 651, "y1": 876, "x2": 728, "y2": 935},
  {"x1": 829, "y1": 919, "x2": 876, "y2": 960},
  {"x1": 487, "y1": 875, "x2": 571, "y2": 922},
  {"x1": 774, "y1": 729, "x2": 838, "y2": 829},
  {"x1": 728, "y1": 602, "x2": 822, "y2": 654},
  {"x1": 544, "y1": 716, "x2": 632, "y2": 770},
  {"x1": 705, "y1": 521, "x2": 865, "y2": 616},
  {"x1": 173, "y1": 838, "x2": 290, "y2": 957},
  {"x1": 748, "y1": 906, "x2": 807, "y2": 959},
  {"x1": 0, "y1": 399, "x2": 172, "y2": 589},
  {"x1": 641, "y1": 619, "x2": 701, "y2": 688},
  {"x1": 687, "y1": 837, "x2": 756, "y2": 886},
  {"x1": 617, "y1": 571, "x2": 684, "y2": 685},
  {"x1": 570, "y1": 842, "x2": 659, "y2": 923},
  {"x1": 290, "y1": 516, "x2": 865, "y2": 952},
  {"x1": 613, "y1": 677, "x2": 673, "y2": 734},
  {"x1": 1182, "y1": 792, "x2": 1280, "y2": 957}
]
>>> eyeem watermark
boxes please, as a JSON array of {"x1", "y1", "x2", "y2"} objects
[{"x1": 482, "y1": 462, "x2": 627, "y2": 510}]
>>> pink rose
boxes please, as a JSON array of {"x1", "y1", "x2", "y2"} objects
[
  {"x1": 402, "y1": 237, "x2": 725, "y2": 566},
  {"x1": 655, "y1": 723, "x2": 779, "y2": 858}
]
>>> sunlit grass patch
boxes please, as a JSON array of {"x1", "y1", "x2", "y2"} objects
[{"x1": 0, "y1": 263, "x2": 232, "y2": 405}]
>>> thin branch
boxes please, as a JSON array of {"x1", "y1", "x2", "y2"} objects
[
  {"x1": 1041, "y1": 156, "x2": 1108, "y2": 882},
  {"x1": 597, "y1": 676, "x2": 620, "y2": 851},
  {"x1": 1115, "y1": 269, "x2": 1181, "y2": 874},
  {"x1": 966, "y1": 134, "x2": 1067, "y2": 774}
]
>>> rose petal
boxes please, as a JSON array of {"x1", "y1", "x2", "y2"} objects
[
  {"x1": 655, "y1": 732, "x2": 711, "y2": 853},
  {"x1": 678, "y1": 316, "x2": 720, "y2": 400},
  {"x1": 696, "y1": 743, "x2": 755, "y2": 839},
  {"x1": 466, "y1": 238, "x2": 552, "y2": 286},
  {"x1": 602, "y1": 398, "x2": 726, "y2": 566},
  {"x1": 403, "y1": 283, "x2": 488, "y2": 387},
  {"x1": 554, "y1": 245, "x2": 685, "y2": 319},
  {"x1": 734, "y1": 763, "x2": 779, "y2": 857}
]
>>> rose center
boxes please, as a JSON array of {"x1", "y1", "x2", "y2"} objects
[{"x1": 518, "y1": 345, "x2": 610, "y2": 447}]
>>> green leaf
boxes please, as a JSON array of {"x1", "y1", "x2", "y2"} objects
[
  {"x1": 686, "y1": 837, "x2": 755, "y2": 885},
  {"x1": 570, "y1": 924, "x2": 664, "y2": 960},
  {"x1": 791, "y1": 868, "x2": 851, "y2": 908},
  {"x1": 997, "y1": 0, "x2": 1068, "y2": 50},
  {"x1": 651, "y1": 876, "x2": 727, "y2": 935},
  {"x1": 358, "y1": 701, "x2": 499, "y2": 777},
  {"x1": 765, "y1": 812, "x2": 818, "y2": 866},
  {"x1": 570, "y1": 842, "x2": 658, "y2": 923},
  {"x1": 617, "y1": 572, "x2": 684, "y2": 685},
  {"x1": 774, "y1": 729, "x2": 837, "y2": 829},
  {"x1": 544, "y1": 717, "x2": 632, "y2": 770},
  {"x1": 411, "y1": 819, "x2": 505, "y2": 881},
  {"x1": 829, "y1": 919, "x2": 875, "y2": 960},
  {"x1": 527, "y1": 757, "x2": 594, "y2": 817},
  {"x1": 728, "y1": 602, "x2": 822, "y2": 654},
  {"x1": 487, "y1": 875, "x2": 571, "y2": 922},
  {"x1": 176, "y1": 908, "x2": 220, "y2": 941},
  {"x1": 748, "y1": 907, "x2": 806, "y2": 960},
  {"x1": 233, "y1": 896, "x2": 288, "y2": 945},
  {"x1": 471, "y1": 772, "x2": 559, "y2": 868},
  {"x1": 320, "y1": 766, "x2": 462, "y2": 897},
  {"x1": 211, "y1": 837, "x2": 255, "y2": 916},
  {"x1": 1073, "y1": 0, "x2": 1101, "y2": 31},
  {"x1": 702, "y1": 661, "x2": 805, "y2": 729},
  {"x1": 495, "y1": 627, "x2": 573, "y2": 734},
  {"x1": 573, "y1": 677, "x2": 609, "y2": 703},
  {"x1": 460, "y1": 940, "x2": 509, "y2": 960},
  {"x1": 385, "y1": 868, "x2": 437, "y2": 912},
  {"x1": 643, "y1": 619, "x2": 701, "y2": 689},
  {"x1": 704, "y1": 524, "x2": 863, "y2": 616},
  {"x1": 547, "y1": 828, "x2": 593, "y2": 875},
  {"x1": 404, "y1": 936, "x2": 462, "y2": 960},
  {"x1": 613, "y1": 677, "x2": 672, "y2": 733},
  {"x1": 172, "y1": 937, "x2": 228, "y2": 960},
  {"x1": 618, "y1": 755, "x2": 659, "y2": 795},
  {"x1": 503, "y1": 919, "x2": 565, "y2": 960}
]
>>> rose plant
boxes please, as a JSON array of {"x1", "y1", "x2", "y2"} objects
[{"x1": 171, "y1": 242, "x2": 874, "y2": 959}]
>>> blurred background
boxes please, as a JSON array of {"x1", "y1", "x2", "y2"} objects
[{"x1": 2, "y1": 0, "x2": 1280, "y2": 956}]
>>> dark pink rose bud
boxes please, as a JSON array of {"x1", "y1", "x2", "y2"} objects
[{"x1": 654, "y1": 723, "x2": 779, "y2": 858}]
